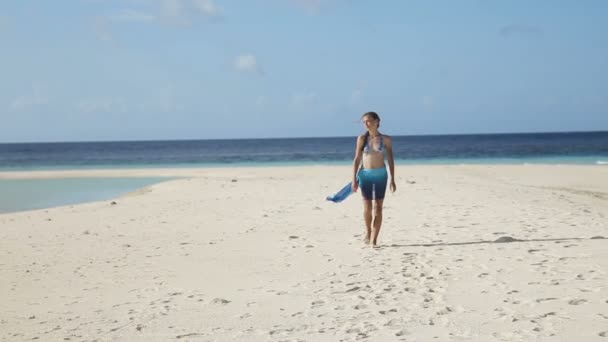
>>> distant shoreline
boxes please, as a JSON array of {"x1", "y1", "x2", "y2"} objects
[
  {"x1": 0, "y1": 156, "x2": 607, "y2": 173},
  {"x1": 2, "y1": 129, "x2": 607, "y2": 145},
  {"x1": 1, "y1": 164, "x2": 606, "y2": 213},
  {"x1": 2, "y1": 132, "x2": 606, "y2": 170}
]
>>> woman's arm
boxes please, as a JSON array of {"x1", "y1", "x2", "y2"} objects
[
  {"x1": 385, "y1": 136, "x2": 397, "y2": 192},
  {"x1": 352, "y1": 135, "x2": 364, "y2": 191}
]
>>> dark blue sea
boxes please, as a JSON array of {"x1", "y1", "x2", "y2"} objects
[
  {"x1": 1, "y1": 131, "x2": 607, "y2": 170},
  {"x1": 1, "y1": 131, "x2": 606, "y2": 213}
]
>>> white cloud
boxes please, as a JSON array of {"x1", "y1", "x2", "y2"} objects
[
  {"x1": 10, "y1": 96, "x2": 49, "y2": 112},
  {"x1": 91, "y1": 0, "x2": 222, "y2": 36},
  {"x1": 9, "y1": 85, "x2": 50, "y2": 112},
  {"x1": 0, "y1": 16, "x2": 8, "y2": 31},
  {"x1": 350, "y1": 89, "x2": 362, "y2": 102},
  {"x1": 93, "y1": 16, "x2": 114, "y2": 43},
  {"x1": 292, "y1": 0, "x2": 322, "y2": 12},
  {"x1": 160, "y1": 0, "x2": 222, "y2": 25},
  {"x1": 161, "y1": 0, "x2": 183, "y2": 19},
  {"x1": 76, "y1": 98, "x2": 127, "y2": 114},
  {"x1": 256, "y1": 95, "x2": 268, "y2": 107},
  {"x1": 422, "y1": 95, "x2": 436, "y2": 111},
  {"x1": 192, "y1": 0, "x2": 221, "y2": 18},
  {"x1": 130, "y1": 84, "x2": 185, "y2": 113},
  {"x1": 349, "y1": 81, "x2": 367, "y2": 104},
  {"x1": 111, "y1": 9, "x2": 156, "y2": 22},
  {"x1": 234, "y1": 54, "x2": 262, "y2": 74},
  {"x1": 291, "y1": 91, "x2": 317, "y2": 106},
  {"x1": 157, "y1": 83, "x2": 185, "y2": 112},
  {"x1": 290, "y1": 0, "x2": 347, "y2": 13}
]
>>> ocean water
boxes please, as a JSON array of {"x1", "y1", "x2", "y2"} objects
[
  {"x1": 1, "y1": 131, "x2": 607, "y2": 170},
  {"x1": 1, "y1": 131, "x2": 606, "y2": 213},
  {"x1": 0, "y1": 177, "x2": 170, "y2": 214}
]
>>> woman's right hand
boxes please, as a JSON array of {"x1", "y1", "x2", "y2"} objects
[{"x1": 351, "y1": 180, "x2": 358, "y2": 192}]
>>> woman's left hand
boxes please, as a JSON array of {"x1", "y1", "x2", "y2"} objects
[{"x1": 390, "y1": 181, "x2": 397, "y2": 193}]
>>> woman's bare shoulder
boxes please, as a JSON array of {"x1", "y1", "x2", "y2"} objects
[{"x1": 382, "y1": 134, "x2": 393, "y2": 146}]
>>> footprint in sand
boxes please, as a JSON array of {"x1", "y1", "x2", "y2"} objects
[
  {"x1": 568, "y1": 299, "x2": 587, "y2": 305},
  {"x1": 536, "y1": 298, "x2": 557, "y2": 303},
  {"x1": 211, "y1": 298, "x2": 231, "y2": 305},
  {"x1": 378, "y1": 309, "x2": 398, "y2": 315},
  {"x1": 395, "y1": 329, "x2": 409, "y2": 336},
  {"x1": 436, "y1": 307, "x2": 453, "y2": 315},
  {"x1": 176, "y1": 332, "x2": 205, "y2": 339},
  {"x1": 311, "y1": 300, "x2": 325, "y2": 309}
]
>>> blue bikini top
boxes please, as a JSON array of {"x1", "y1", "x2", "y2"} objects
[{"x1": 363, "y1": 134, "x2": 384, "y2": 154}]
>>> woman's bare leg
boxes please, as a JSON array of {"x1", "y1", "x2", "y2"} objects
[
  {"x1": 363, "y1": 200, "x2": 373, "y2": 244},
  {"x1": 371, "y1": 199, "x2": 384, "y2": 247}
]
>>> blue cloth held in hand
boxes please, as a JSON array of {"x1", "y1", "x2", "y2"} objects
[{"x1": 326, "y1": 182, "x2": 353, "y2": 203}]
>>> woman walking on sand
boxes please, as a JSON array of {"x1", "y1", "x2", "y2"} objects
[{"x1": 351, "y1": 112, "x2": 397, "y2": 248}]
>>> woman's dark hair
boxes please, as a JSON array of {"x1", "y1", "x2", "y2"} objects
[
  {"x1": 361, "y1": 111, "x2": 381, "y2": 151},
  {"x1": 361, "y1": 111, "x2": 381, "y2": 128}
]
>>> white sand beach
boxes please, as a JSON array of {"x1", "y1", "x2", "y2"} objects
[{"x1": 1, "y1": 165, "x2": 607, "y2": 341}]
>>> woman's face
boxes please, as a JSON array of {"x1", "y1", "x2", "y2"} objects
[{"x1": 362, "y1": 116, "x2": 378, "y2": 130}]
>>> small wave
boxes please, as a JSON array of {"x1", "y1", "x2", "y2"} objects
[{"x1": 597, "y1": 161, "x2": 608, "y2": 165}]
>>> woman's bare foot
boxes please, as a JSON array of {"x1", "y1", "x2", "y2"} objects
[{"x1": 364, "y1": 229, "x2": 371, "y2": 244}]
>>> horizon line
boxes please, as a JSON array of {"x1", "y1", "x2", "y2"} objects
[{"x1": 1, "y1": 129, "x2": 607, "y2": 145}]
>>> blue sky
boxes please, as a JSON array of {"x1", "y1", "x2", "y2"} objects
[{"x1": 1, "y1": 1, "x2": 607, "y2": 142}]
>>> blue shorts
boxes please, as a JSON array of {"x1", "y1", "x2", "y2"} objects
[{"x1": 357, "y1": 167, "x2": 388, "y2": 200}]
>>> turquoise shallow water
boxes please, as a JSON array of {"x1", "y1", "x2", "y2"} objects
[
  {"x1": 1, "y1": 154, "x2": 606, "y2": 214},
  {"x1": 0, "y1": 155, "x2": 606, "y2": 172},
  {"x1": 0, "y1": 177, "x2": 171, "y2": 214},
  {"x1": 2, "y1": 132, "x2": 605, "y2": 213},
  {"x1": 1, "y1": 156, "x2": 606, "y2": 214}
]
